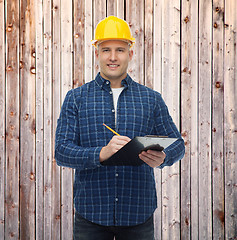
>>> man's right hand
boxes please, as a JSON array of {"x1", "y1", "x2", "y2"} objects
[{"x1": 99, "y1": 135, "x2": 131, "y2": 162}]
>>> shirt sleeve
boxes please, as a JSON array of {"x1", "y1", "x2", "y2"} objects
[
  {"x1": 54, "y1": 89, "x2": 102, "y2": 170},
  {"x1": 154, "y1": 94, "x2": 185, "y2": 169}
]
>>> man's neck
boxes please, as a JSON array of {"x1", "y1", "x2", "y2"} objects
[
  {"x1": 110, "y1": 80, "x2": 123, "y2": 88},
  {"x1": 100, "y1": 73, "x2": 127, "y2": 88}
]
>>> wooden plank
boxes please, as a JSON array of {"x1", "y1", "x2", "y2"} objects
[
  {"x1": 180, "y1": 0, "x2": 199, "y2": 239},
  {"x1": 35, "y1": 0, "x2": 44, "y2": 239},
  {"x1": 212, "y1": 0, "x2": 225, "y2": 239},
  {"x1": 224, "y1": 1, "x2": 237, "y2": 238},
  {"x1": 5, "y1": 0, "x2": 20, "y2": 238},
  {"x1": 19, "y1": 0, "x2": 36, "y2": 239},
  {"x1": 43, "y1": 0, "x2": 53, "y2": 238},
  {"x1": 84, "y1": 0, "x2": 93, "y2": 82},
  {"x1": 198, "y1": 0, "x2": 212, "y2": 239},
  {"x1": 74, "y1": 0, "x2": 85, "y2": 87},
  {"x1": 189, "y1": 3, "x2": 199, "y2": 238},
  {"x1": 0, "y1": 0, "x2": 5, "y2": 238},
  {"x1": 107, "y1": 0, "x2": 116, "y2": 16},
  {"x1": 153, "y1": 0, "x2": 162, "y2": 93},
  {"x1": 180, "y1": 1, "x2": 192, "y2": 238},
  {"x1": 153, "y1": 167, "x2": 162, "y2": 240},
  {"x1": 144, "y1": 0, "x2": 153, "y2": 88},
  {"x1": 61, "y1": 0, "x2": 74, "y2": 239},
  {"x1": 161, "y1": 0, "x2": 181, "y2": 119},
  {"x1": 143, "y1": 2, "x2": 163, "y2": 238},
  {"x1": 107, "y1": 0, "x2": 124, "y2": 19},
  {"x1": 161, "y1": 1, "x2": 181, "y2": 239},
  {"x1": 52, "y1": 0, "x2": 61, "y2": 239},
  {"x1": 126, "y1": 0, "x2": 144, "y2": 84},
  {"x1": 153, "y1": 1, "x2": 162, "y2": 238},
  {"x1": 93, "y1": 0, "x2": 106, "y2": 78}
]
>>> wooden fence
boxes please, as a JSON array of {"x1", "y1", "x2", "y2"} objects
[{"x1": 0, "y1": 0, "x2": 236, "y2": 239}]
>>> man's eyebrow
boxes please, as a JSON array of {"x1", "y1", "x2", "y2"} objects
[
  {"x1": 101, "y1": 47, "x2": 110, "y2": 50},
  {"x1": 117, "y1": 47, "x2": 126, "y2": 50},
  {"x1": 100, "y1": 47, "x2": 126, "y2": 50}
]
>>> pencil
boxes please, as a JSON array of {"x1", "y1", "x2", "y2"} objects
[{"x1": 103, "y1": 123, "x2": 120, "y2": 136}]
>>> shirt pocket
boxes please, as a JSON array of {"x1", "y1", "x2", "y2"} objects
[{"x1": 118, "y1": 100, "x2": 156, "y2": 137}]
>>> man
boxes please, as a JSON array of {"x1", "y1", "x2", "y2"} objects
[{"x1": 55, "y1": 16, "x2": 185, "y2": 240}]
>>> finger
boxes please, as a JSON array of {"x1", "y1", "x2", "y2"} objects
[
  {"x1": 139, "y1": 152, "x2": 156, "y2": 162},
  {"x1": 145, "y1": 150, "x2": 165, "y2": 158},
  {"x1": 139, "y1": 155, "x2": 157, "y2": 168},
  {"x1": 140, "y1": 150, "x2": 166, "y2": 162},
  {"x1": 139, "y1": 151, "x2": 165, "y2": 168},
  {"x1": 112, "y1": 135, "x2": 131, "y2": 143},
  {"x1": 111, "y1": 136, "x2": 131, "y2": 146}
]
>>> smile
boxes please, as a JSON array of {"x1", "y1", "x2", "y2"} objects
[{"x1": 108, "y1": 64, "x2": 119, "y2": 68}]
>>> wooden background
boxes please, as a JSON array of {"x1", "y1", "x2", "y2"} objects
[{"x1": 0, "y1": 0, "x2": 236, "y2": 239}]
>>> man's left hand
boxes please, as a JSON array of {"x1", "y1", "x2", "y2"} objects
[{"x1": 139, "y1": 150, "x2": 166, "y2": 168}]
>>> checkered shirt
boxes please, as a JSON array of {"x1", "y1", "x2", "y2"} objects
[{"x1": 55, "y1": 73, "x2": 185, "y2": 226}]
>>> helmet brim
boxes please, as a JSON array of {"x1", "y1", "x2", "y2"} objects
[{"x1": 92, "y1": 38, "x2": 135, "y2": 48}]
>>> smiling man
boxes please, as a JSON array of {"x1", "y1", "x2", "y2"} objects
[{"x1": 55, "y1": 16, "x2": 185, "y2": 240}]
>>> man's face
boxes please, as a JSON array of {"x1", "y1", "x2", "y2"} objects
[{"x1": 95, "y1": 40, "x2": 133, "y2": 86}]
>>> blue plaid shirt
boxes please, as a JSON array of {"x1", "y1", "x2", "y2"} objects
[{"x1": 55, "y1": 73, "x2": 185, "y2": 226}]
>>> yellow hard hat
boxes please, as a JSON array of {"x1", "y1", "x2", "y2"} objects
[{"x1": 92, "y1": 16, "x2": 135, "y2": 48}]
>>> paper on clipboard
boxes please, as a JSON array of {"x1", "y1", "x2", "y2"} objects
[{"x1": 101, "y1": 136, "x2": 178, "y2": 166}]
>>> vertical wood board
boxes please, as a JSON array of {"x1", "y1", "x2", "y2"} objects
[
  {"x1": 35, "y1": 0, "x2": 44, "y2": 239},
  {"x1": 0, "y1": 0, "x2": 5, "y2": 238},
  {"x1": 19, "y1": 0, "x2": 36, "y2": 238},
  {"x1": 144, "y1": 0, "x2": 153, "y2": 88},
  {"x1": 107, "y1": 0, "x2": 124, "y2": 18},
  {"x1": 153, "y1": 1, "x2": 162, "y2": 239},
  {"x1": 198, "y1": 0, "x2": 213, "y2": 238},
  {"x1": 153, "y1": 0, "x2": 162, "y2": 93},
  {"x1": 43, "y1": 0, "x2": 53, "y2": 238},
  {"x1": 74, "y1": 0, "x2": 85, "y2": 87},
  {"x1": 126, "y1": 0, "x2": 144, "y2": 84},
  {"x1": 180, "y1": 1, "x2": 192, "y2": 238},
  {"x1": 52, "y1": 0, "x2": 61, "y2": 239},
  {"x1": 224, "y1": 1, "x2": 237, "y2": 238},
  {"x1": 61, "y1": 0, "x2": 74, "y2": 239},
  {"x1": 180, "y1": 1, "x2": 199, "y2": 239},
  {"x1": 84, "y1": 0, "x2": 93, "y2": 83},
  {"x1": 93, "y1": 0, "x2": 106, "y2": 77},
  {"x1": 5, "y1": 0, "x2": 20, "y2": 238},
  {"x1": 161, "y1": 1, "x2": 181, "y2": 239},
  {"x1": 212, "y1": 0, "x2": 225, "y2": 239}
]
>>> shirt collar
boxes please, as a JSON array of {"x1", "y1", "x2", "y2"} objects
[{"x1": 95, "y1": 72, "x2": 133, "y2": 90}]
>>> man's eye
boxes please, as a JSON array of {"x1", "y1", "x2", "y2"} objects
[{"x1": 102, "y1": 49, "x2": 109, "y2": 52}]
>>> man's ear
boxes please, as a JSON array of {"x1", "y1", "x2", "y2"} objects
[
  {"x1": 129, "y1": 49, "x2": 133, "y2": 61},
  {"x1": 95, "y1": 49, "x2": 99, "y2": 59}
]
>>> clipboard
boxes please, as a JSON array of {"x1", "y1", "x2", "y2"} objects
[{"x1": 101, "y1": 136, "x2": 178, "y2": 166}]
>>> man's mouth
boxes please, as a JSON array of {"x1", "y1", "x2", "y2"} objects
[{"x1": 107, "y1": 64, "x2": 119, "y2": 68}]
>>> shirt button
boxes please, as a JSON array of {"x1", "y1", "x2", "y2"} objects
[
  {"x1": 112, "y1": 109, "x2": 115, "y2": 113},
  {"x1": 106, "y1": 81, "x2": 109, "y2": 85},
  {"x1": 115, "y1": 173, "x2": 118, "y2": 177},
  {"x1": 109, "y1": 91, "x2": 112, "y2": 94},
  {"x1": 115, "y1": 198, "x2": 118, "y2": 202}
]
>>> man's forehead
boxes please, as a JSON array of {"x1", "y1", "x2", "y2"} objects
[{"x1": 98, "y1": 40, "x2": 130, "y2": 48}]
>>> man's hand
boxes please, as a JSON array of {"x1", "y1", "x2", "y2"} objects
[
  {"x1": 139, "y1": 150, "x2": 166, "y2": 168},
  {"x1": 99, "y1": 136, "x2": 131, "y2": 162}
]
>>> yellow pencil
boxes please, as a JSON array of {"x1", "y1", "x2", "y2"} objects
[{"x1": 103, "y1": 123, "x2": 120, "y2": 136}]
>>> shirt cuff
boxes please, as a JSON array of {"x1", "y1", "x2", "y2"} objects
[{"x1": 86, "y1": 147, "x2": 103, "y2": 169}]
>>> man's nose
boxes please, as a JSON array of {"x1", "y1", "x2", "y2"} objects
[{"x1": 109, "y1": 50, "x2": 117, "y2": 61}]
